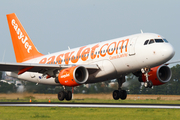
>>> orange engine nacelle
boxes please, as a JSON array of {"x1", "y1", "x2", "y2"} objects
[
  {"x1": 58, "y1": 66, "x2": 89, "y2": 87},
  {"x1": 141, "y1": 65, "x2": 172, "y2": 86}
]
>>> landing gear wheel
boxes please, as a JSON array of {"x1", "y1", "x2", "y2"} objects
[
  {"x1": 144, "y1": 82, "x2": 149, "y2": 88},
  {"x1": 58, "y1": 91, "x2": 65, "y2": 101},
  {"x1": 148, "y1": 81, "x2": 153, "y2": 88},
  {"x1": 66, "y1": 91, "x2": 72, "y2": 101},
  {"x1": 120, "y1": 90, "x2": 127, "y2": 100},
  {"x1": 113, "y1": 90, "x2": 127, "y2": 100},
  {"x1": 144, "y1": 81, "x2": 153, "y2": 88},
  {"x1": 113, "y1": 90, "x2": 120, "y2": 100}
]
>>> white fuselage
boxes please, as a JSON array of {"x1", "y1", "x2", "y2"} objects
[{"x1": 6, "y1": 33, "x2": 175, "y2": 85}]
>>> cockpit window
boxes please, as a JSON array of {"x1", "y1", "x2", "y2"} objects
[
  {"x1": 144, "y1": 40, "x2": 149, "y2": 45},
  {"x1": 144, "y1": 38, "x2": 168, "y2": 45},
  {"x1": 163, "y1": 39, "x2": 168, "y2": 43},
  {"x1": 149, "y1": 39, "x2": 155, "y2": 44},
  {"x1": 155, "y1": 39, "x2": 164, "y2": 43}
]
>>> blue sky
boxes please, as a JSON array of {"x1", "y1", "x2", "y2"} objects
[{"x1": 0, "y1": 0, "x2": 180, "y2": 66}]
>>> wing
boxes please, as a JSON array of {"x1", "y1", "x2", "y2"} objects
[
  {"x1": 165, "y1": 60, "x2": 180, "y2": 65},
  {"x1": 0, "y1": 62, "x2": 99, "y2": 76}
]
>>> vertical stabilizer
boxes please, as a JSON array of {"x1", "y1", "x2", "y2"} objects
[{"x1": 6, "y1": 13, "x2": 43, "y2": 63}]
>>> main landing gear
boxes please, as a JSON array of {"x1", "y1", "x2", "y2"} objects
[
  {"x1": 58, "y1": 86, "x2": 72, "y2": 101},
  {"x1": 113, "y1": 76, "x2": 127, "y2": 100},
  {"x1": 141, "y1": 68, "x2": 153, "y2": 88}
]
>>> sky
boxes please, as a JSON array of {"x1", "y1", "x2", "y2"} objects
[{"x1": 0, "y1": 0, "x2": 180, "y2": 67}]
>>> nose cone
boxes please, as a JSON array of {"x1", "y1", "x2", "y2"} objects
[{"x1": 161, "y1": 43, "x2": 175, "y2": 61}]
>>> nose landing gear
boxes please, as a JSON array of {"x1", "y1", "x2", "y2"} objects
[{"x1": 141, "y1": 68, "x2": 153, "y2": 88}]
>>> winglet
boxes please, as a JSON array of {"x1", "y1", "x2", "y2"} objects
[{"x1": 6, "y1": 13, "x2": 43, "y2": 63}]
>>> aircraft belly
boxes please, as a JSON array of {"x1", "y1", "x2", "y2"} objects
[
  {"x1": 86, "y1": 59, "x2": 117, "y2": 83},
  {"x1": 110, "y1": 55, "x2": 139, "y2": 74}
]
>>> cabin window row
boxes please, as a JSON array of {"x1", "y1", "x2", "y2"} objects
[{"x1": 48, "y1": 45, "x2": 127, "y2": 64}]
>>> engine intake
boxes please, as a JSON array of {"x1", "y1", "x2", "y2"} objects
[
  {"x1": 156, "y1": 65, "x2": 172, "y2": 83},
  {"x1": 57, "y1": 66, "x2": 89, "y2": 87}
]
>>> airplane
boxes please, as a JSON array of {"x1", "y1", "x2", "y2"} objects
[{"x1": 1, "y1": 13, "x2": 174, "y2": 101}]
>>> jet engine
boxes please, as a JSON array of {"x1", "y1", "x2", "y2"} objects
[
  {"x1": 57, "y1": 66, "x2": 89, "y2": 87},
  {"x1": 139, "y1": 65, "x2": 172, "y2": 86}
]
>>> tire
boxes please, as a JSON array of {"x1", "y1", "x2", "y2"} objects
[
  {"x1": 120, "y1": 90, "x2": 127, "y2": 100},
  {"x1": 148, "y1": 81, "x2": 153, "y2": 88},
  {"x1": 66, "y1": 91, "x2": 72, "y2": 101},
  {"x1": 113, "y1": 90, "x2": 120, "y2": 100},
  {"x1": 144, "y1": 82, "x2": 149, "y2": 88},
  {"x1": 58, "y1": 91, "x2": 65, "y2": 101}
]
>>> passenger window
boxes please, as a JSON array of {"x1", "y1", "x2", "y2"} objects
[
  {"x1": 155, "y1": 39, "x2": 164, "y2": 43},
  {"x1": 144, "y1": 40, "x2": 149, "y2": 45},
  {"x1": 149, "y1": 39, "x2": 155, "y2": 44}
]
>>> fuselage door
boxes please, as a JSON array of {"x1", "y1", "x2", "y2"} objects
[{"x1": 129, "y1": 37, "x2": 138, "y2": 56}]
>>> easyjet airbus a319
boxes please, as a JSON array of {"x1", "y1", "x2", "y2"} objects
[{"x1": 2, "y1": 13, "x2": 175, "y2": 101}]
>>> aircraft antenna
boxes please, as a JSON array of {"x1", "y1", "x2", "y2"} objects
[
  {"x1": 68, "y1": 46, "x2": 70, "y2": 50},
  {"x1": 141, "y1": 30, "x2": 143, "y2": 34}
]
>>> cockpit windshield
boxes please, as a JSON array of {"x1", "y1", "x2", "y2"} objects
[
  {"x1": 163, "y1": 39, "x2": 168, "y2": 43},
  {"x1": 149, "y1": 39, "x2": 155, "y2": 44},
  {"x1": 144, "y1": 40, "x2": 149, "y2": 45},
  {"x1": 155, "y1": 39, "x2": 164, "y2": 43},
  {"x1": 144, "y1": 38, "x2": 168, "y2": 45}
]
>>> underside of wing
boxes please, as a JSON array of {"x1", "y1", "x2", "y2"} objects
[{"x1": 0, "y1": 62, "x2": 99, "y2": 76}]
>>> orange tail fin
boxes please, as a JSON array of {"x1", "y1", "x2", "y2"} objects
[{"x1": 6, "y1": 13, "x2": 43, "y2": 63}]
